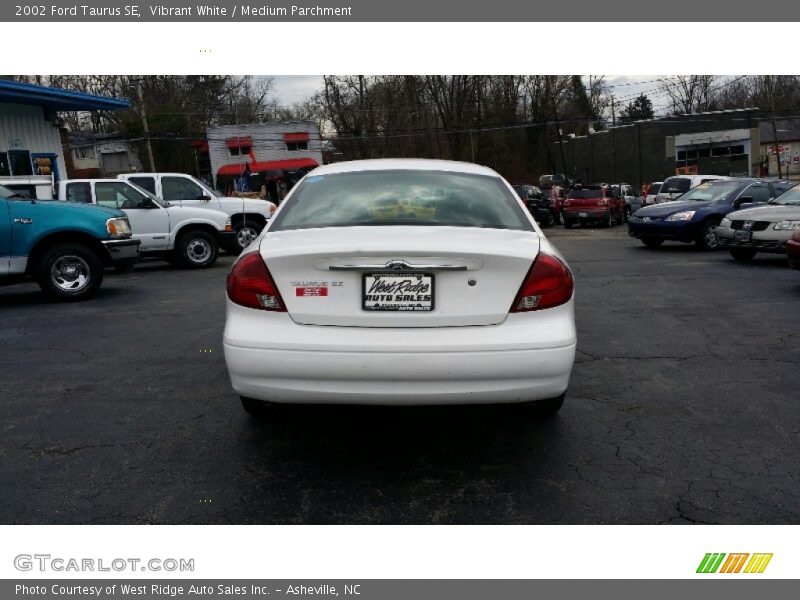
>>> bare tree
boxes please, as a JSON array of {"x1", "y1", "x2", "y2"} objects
[{"x1": 663, "y1": 75, "x2": 716, "y2": 114}]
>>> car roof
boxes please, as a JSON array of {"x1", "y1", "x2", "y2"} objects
[
  {"x1": 63, "y1": 178, "x2": 122, "y2": 183},
  {"x1": 309, "y1": 159, "x2": 500, "y2": 177}
]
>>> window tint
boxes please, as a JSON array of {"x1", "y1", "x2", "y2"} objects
[
  {"x1": 95, "y1": 182, "x2": 148, "y2": 209},
  {"x1": 679, "y1": 181, "x2": 744, "y2": 203},
  {"x1": 128, "y1": 176, "x2": 156, "y2": 194},
  {"x1": 65, "y1": 182, "x2": 92, "y2": 203},
  {"x1": 660, "y1": 177, "x2": 692, "y2": 194},
  {"x1": 162, "y1": 176, "x2": 205, "y2": 201},
  {"x1": 271, "y1": 170, "x2": 533, "y2": 232},
  {"x1": 568, "y1": 188, "x2": 604, "y2": 199},
  {"x1": 746, "y1": 185, "x2": 771, "y2": 203}
]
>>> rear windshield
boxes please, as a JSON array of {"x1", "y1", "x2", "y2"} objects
[
  {"x1": 270, "y1": 170, "x2": 533, "y2": 232},
  {"x1": 648, "y1": 183, "x2": 662, "y2": 195},
  {"x1": 568, "y1": 188, "x2": 604, "y2": 199},
  {"x1": 660, "y1": 177, "x2": 692, "y2": 194}
]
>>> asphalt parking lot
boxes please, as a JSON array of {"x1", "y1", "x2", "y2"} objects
[{"x1": 1, "y1": 227, "x2": 799, "y2": 524}]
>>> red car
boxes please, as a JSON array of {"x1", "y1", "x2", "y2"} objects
[
  {"x1": 563, "y1": 185, "x2": 626, "y2": 228},
  {"x1": 788, "y1": 227, "x2": 800, "y2": 270}
]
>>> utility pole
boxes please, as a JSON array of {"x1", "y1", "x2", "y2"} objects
[
  {"x1": 611, "y1": 96, "x2": 616, "y2": 127},
  {"x1": 611, "y1": 127, "x2": 617, "y2": 183},
  {"x1": 636, "y1": 122, "x2": 643, "y2": 191},
  {"x1": 137, "y1": 79, "x2": 155, "y2": 172},
  {"x1": 767, "y1": 76, "x2": 783, "y2": 179},
  {"x1": 543, "y1": 76, "x2": 568, "y2": 176}
]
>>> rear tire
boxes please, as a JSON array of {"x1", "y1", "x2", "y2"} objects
[
  {"x1": 641, "y1": 237, "x2": 664, "y2": 248},
  {"x1": 241, "y1": 396, "x2": 275, "y2": 415},
  {"x1": 730, "y1": 248, "x2": 757, "y2": 262},
  {"x1": 34, "y1": 243, "x2": 104, "y2": 302},
  {"x1": 177, "y1": 230, "x2": 218, "y2": 269},
  {"x1": 522, "y1": 393, "x2": 565, "y2": 418}
]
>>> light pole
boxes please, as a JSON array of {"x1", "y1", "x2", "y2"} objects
[{"x1": 136, "y1": 78, "x2": 156, "y2": 172}]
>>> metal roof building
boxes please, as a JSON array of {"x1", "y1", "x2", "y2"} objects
[{"x1": 0, "y1": 79, "x2": 130, "y2": 183}]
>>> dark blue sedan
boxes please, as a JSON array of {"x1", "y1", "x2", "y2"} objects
[{"x1": 628, "y1": 179, "x2": 784, "y2": 250}]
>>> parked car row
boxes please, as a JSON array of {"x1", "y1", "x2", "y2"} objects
[
  {"x1": 514, "y1": 180, "x2": 639, "y2": 230},
  {"x1": 1, "y1": 172, "x2": 278, "y2": 301},
  {"x1": 628, "y1": 177, "x2": 800, "y2": 271}
]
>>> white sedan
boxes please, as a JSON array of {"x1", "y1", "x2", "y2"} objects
[{"x1": 223, "y1": 159, "x2": 577, "y2": 414}]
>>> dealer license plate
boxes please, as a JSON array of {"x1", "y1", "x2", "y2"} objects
[
  {"x1": 363, "y1": 272, "x2": 434, "y2": 311},
  {"x1": 734, "y1": 230, "x2": 752, "y2": 241}
]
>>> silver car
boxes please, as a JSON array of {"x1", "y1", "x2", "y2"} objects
[{"x1": 717, "y1": 185, "x2": 800, "y2": 261}]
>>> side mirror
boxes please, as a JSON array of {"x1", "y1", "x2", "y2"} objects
[
  {"x1": 200, "y1": 194, "x2": 212, "y2": 201},
  {"x1": 736, "y1": 195, "x2": 753, "y2": 208}
]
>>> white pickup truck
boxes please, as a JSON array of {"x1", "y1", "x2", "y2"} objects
[
  {"x1": 0, "y1": 175, "x2": 55, "y2": 200},
  {"x1": 56, "y1": 179, "x2": 236, "y2": 269},
  {"x1": 117, "y1": 172, "x2": 276, "y2": 250}
]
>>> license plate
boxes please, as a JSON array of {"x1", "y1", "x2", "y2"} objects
[
  {"x1": 579, "y1": 212, "x2": 588, "y2": 218},
  {"x1": 363, "y1": 272, "x2": 434, "y2": 312},
  {"x1": 734, "y1": 230, "x2": 752, "y2": 241}
]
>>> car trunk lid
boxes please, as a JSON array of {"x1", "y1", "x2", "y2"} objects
[{"x1": 260, "y1": 226, "x2": 540, "y2": 327}]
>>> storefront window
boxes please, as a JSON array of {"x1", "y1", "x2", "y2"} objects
[{"x1": 8, "y1": 150, "x2": 32, "y2": 176}]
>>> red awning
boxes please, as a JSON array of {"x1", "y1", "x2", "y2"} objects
[
  {"x1": 284, "y1": 132, "x2": 310, "y2": 143},
  {"x1": 217, "y1": 157, "x2": 319, "y2": 177},
  {"x1": 226, "y1": 136, "x2": 253, "y2": 149}
]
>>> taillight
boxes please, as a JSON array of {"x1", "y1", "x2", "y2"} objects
[
  {"x1": 510, "y1": 253, "x2": 574, "y2": 312},
  {"x1": 598, "y1": 199, "x2": 608, "y2": 206},
  {"x1": 226, "y1": 252, "x2": 286, "y2": 311}
]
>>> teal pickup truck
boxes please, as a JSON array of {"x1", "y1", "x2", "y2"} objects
[{"x1": 1, "y1": 183, "x2": 140, "y2": 301}]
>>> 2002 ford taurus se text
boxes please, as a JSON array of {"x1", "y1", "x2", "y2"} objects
[{"x1": 223, "y1": 159, "x2": 577, "y2": 414}]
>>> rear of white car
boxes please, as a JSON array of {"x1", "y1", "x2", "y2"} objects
[{"x1": 223, "y1": 160, "x2": 576, "y2": 411}]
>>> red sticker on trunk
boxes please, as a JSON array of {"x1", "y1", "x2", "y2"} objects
[{"x1": 296, "y1": 287, "x2": 328, "y2": 297}]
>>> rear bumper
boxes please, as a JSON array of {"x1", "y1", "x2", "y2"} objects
[
  {"x1": 531, "y1": 206, "x2": 555, "y2": 222},
  {"x1": 223, "y1": 301, "x2": 577, "y2": 405},
  {"x1": 563, "y1": 208, "x2": 609, "y2": 221},
  {"x1": 101, "y1": 238, "x2": 140, "y2": 266}
]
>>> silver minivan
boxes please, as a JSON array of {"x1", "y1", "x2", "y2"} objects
[{"x1": 655, "y1": 174, "x2": 730, "y2": 203}]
